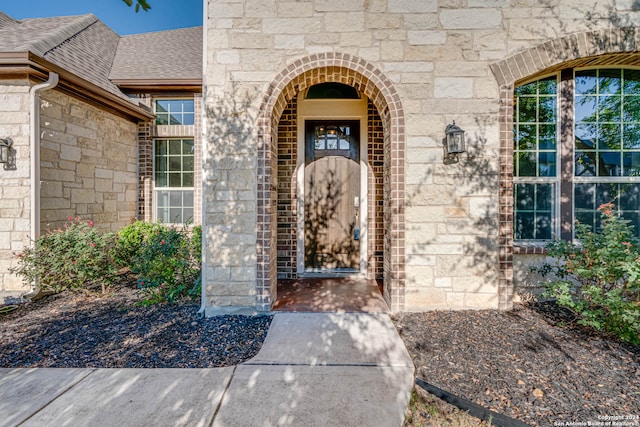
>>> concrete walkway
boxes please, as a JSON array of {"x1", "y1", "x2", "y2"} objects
[{"x1": 0, "y1": 313, "x2": 415, "y2": 427}]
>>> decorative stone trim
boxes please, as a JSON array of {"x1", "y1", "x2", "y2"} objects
[{"x1": 255, "y1": 52, "x2": 406, "y2": 311}]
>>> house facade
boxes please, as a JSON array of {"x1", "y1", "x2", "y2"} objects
[
  {"x1": 202, "y1": 0, "x2": 640, "y2": 313},
  {"x1": 3, "y1": 2, "x2": 640, "y2": 314}
]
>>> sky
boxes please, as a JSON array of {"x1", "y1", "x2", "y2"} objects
[{"x1": 1, "y1": 0, "x2": 203, "y2": 35}]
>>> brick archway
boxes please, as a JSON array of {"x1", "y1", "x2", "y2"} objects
[
  {"x1": 255, "y1": 52, "x2": 406, "y2": 311},
  {"x1": 491, "y1": 27, "x2": 640, "y2": 310}
]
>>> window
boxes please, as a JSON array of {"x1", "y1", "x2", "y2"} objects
[
  {"x1": 514, "y1": 68, "x2": 640, "y2": 241},
  {"x1": 154, "y1": 139, "x2": 194, "y2": 223},
  {"x1": 155, "y1": 99, "x2": 194, "y2": 125}
]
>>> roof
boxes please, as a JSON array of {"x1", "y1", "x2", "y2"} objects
[
  {"x1": 110, "y1": 26, "x2": 202, "y2": 82},
  {"x1": 0, "y1": 12, "x2": 202, "y2": 101}
]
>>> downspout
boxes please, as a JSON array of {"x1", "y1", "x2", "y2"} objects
[{"x1": 28, "y1": 72, "x2": 59, "y2": 293}]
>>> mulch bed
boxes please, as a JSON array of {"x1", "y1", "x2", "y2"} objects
[
  {"x1": 0, "y1": 281, "x2": 272, "y2": 368},
  {"x1": 395, "y1": 303, "x2": 640, "y2": 427}
]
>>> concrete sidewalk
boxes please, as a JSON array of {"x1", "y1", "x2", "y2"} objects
[{"x1": 0, "y1": 313, "x2": 415, "y2": 427}]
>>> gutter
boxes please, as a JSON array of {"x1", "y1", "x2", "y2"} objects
[{"x1": 28, "y1": 71, "x2": 59, "y2": 293}]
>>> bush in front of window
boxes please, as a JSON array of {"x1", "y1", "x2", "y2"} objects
[
  {"x1": 125, "y1": 222, "x2": 201, "y2": 305},
  {"x1": 12, "y1": 218, "x2": 117, "y2": 294},
  {"x1": 541, "y1": 203, "x2": 640, "y2": 344}
]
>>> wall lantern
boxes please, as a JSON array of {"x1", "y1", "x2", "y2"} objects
[
  {"x1": 0, "y1": 137, "x2": 12, "y2": 164},
  {"x1": 443, "y1": 121, "x2": 465, "y2": 164}
]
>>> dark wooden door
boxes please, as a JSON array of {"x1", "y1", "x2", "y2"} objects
[{"x1": 304, "y1": 121, "x2": 360, "y2": 271}]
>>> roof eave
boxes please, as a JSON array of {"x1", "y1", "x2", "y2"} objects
[
  {"x1": 0, "y1": 51, "x2": 155, "y2": 121},
  {"x1": 111, "y1": 78, "x2": 202, "y2": 92}
]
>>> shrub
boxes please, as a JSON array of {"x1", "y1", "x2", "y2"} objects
[
  {"x1": 113, "y1": 221, "x2": 165, "y2": 268},
  {"x1": 131, "y1": 223, "x2": 202, "y2": 305},
  {"x1": 541, "y1": 203, "x2": 640, "y2": 344},
  {"x1": 12, "y1": 217, "x2": 116, "y2": 294}
]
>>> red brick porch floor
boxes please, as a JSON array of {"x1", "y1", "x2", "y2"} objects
[{"x1": 273, "y1": 277, "x2": 389, "y2": 313}]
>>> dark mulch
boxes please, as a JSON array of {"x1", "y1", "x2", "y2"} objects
[
  {"x1": 395, "y1": 303, "x2": 640, "y2": 427},
  {"x1": 0, "y1": 281, "x2": 272, "y2": 368}
]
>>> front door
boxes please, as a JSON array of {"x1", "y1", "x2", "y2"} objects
[{"x1": 304, "y1": 121, "x2": 360, "y2": 272}]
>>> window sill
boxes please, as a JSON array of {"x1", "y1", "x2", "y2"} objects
[{"x1": 514, "y1": 243, "x2": 548, "y2": 255}]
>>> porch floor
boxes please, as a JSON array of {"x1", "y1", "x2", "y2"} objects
[{"x1": 273, "y1": 277, "x2": 388, "y2": 313}]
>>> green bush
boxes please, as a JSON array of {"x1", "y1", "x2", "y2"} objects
[
  {"x1": 12, "y1": 217, "x2": 116, "y2": 294},
  {"x1": 541, "y1": 203, "x2": 640, "y2": 344},
  {"x1": 113, "y1": 221, "x2": 165, "y2": 268},
  {"x1": 130, "y1": 223, "x2": 202, "y2": 305}
]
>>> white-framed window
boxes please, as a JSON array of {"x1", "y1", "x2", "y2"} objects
[
  {"x1": 154, "y1": 139, "x2": 194, "y2": 223},
  {"x1": 155, "y1": 99, "x2": 194, "y2": 125},
  {"x1": 514, "y1": 68, "x2": 640, "y2": 241}
]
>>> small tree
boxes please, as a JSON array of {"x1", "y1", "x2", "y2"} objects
[{"x1": 542, "y1": 203, "x2": 640, "y2": 344}]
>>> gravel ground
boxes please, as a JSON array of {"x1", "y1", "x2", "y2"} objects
[
  {"x1": 2, "y1": 283, "x2": 639, "y2": 427},
  {"x1": 0, "y1": 282, "x2": 272, "y2": 368},
  {"x1": 395, "y1": 303, "x2": 640, "y2": 427}
]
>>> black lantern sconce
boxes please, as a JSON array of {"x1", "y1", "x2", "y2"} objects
[
  {"x1": 0, "y1": 137, "x2": 12, "y2": 165},
  {"x1": 443, "y1": 121, "x2": 465, "y2": 164}
]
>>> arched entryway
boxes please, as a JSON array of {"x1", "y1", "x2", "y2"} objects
[{"x1": 254, "y1": 52, "x2": 406, "y2": 312}]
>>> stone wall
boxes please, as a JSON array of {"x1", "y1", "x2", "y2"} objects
[
  {"x1": 38, "y1": 90, "x2": 138, "y2": 233},
  {"x1": 0, "y1": 80, "x2": 31, "y2": 293},
  {"x1": 205, "y1": 0, "x2": 639, "y2": 311}
]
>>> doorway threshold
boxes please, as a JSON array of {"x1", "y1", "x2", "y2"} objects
[{"x1": 273, "y1": 277, "x2": 388, "y2": 313}]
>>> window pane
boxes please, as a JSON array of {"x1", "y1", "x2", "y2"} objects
[
  {"x1": 601, "y1": 151, "x2": 622, "y2": 176},
  {"x1": 518, "y1": 97, "x2": 537, "y2": 122},
  {"x1": 624, "y1": 69, "x2": 640, "y2": 92},
  {"x1": 515, "y1": 184, "x2": 535, "y2": 210},
  {"x1": 183, "y1": 156, "x2": 194, "y2": 172},
  {"x1": 156, "y1": 114, "x2": 169, "y2": 125},
  {"x1": 539, "y1": 97, "x2": 556, "y2": 122},
  {"x1": 620, "y1": 184, "x2": 640, "y2": 210},
  {"x1": 514, "y1": 183, "x2": 554, "y2": 240},
  {"x1": 598, "y1": 95, "x2": 622, "y2": 122},
  {"x1": 515, "y1": 81, "x2": 536, "y2": 96},
  {"x1": 515, "y1": 212, "x2": 535, "y2": 239},
  {"x1": 517, "y1": 152, "x2": 536, "y2": 176},
  {"x1": 156, "y1": 100, "x2": 169, "y2": 113},
  {"x1": 576, "y1": 70, "x2": 597, "y2": 94},
  {"x1": 183, "y1": 191, "x2": 194, "y2": 207},
  {"x1": 575, "y1": 96, "x2": 597, "y2": 122},
  {"x1": 575, "y1": 150, "x2": 596, "y2": 176},
  {"x1": 538, "y1": 77, "x2": 558, "y2": 95},
  {"x1": 183, "y1": 173, "x2": 194, "y2": 187},
  {"x1": 182, "y1": 113, "x2": 195, "y2": 125},
  {"x1": 182, "y1": 140, "x2": 195, "y2": 155},
  {"x1": 599, "y1": 123, "x2": 621, "y2": 150},
  {"x1": 182, "y1": 100, "x2": 194, "y2": 113},
  {"x1": 170, "y1": 208, "x2": 182, "y2": 222},
  {"x1": 516, "y1": 125, "x2": 537, "y2": 150},
  {"x1": 538, "y1": 152, "x2": 556, "y2": 177},
  {"x1": 169, "y1": 140, "x2": 182, "y2": 155},
  {"x1": 599, "y1": 69, "x2": 622, "y2": 94},
  {"x1": 169, "y1": 173, "x2": 182, "y2": 187},
  {"x1": 155, "y1": 172, "x2": 167, "y2": 187},
  {"x1": 155, "y1": 140, "x2": 167, "y2": 156},
  {"x1": 623, "y1": 96, "x2": 640, "y2": 122},
  {"x1": 539, "y1": 124, "x2": 556, "y2": 149},
  {"x1": 169, "y1": 157, "x2": 182, "y2": 172},
  {"x1": 623, "y1": 152, "x2": 640, "y2": 176}
]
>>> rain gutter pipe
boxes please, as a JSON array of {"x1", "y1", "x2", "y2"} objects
[{"x1": 29, "y1": 72, "x2": 59, "y2": 292}]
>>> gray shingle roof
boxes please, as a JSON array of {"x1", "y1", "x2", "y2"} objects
[
  {"x1": 110, "y1": 26, "x2": 202, "y2": 81},
  {"x1": 0, "y1": 13, "x2": 126, "y2": 99},
  {"x1": 0, "y1": 12, "x2": 202, "y2": 101}
]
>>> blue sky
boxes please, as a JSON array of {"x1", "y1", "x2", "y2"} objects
[{"x1": 1, "y1": 0, "x2": 203, "y2": 35}]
